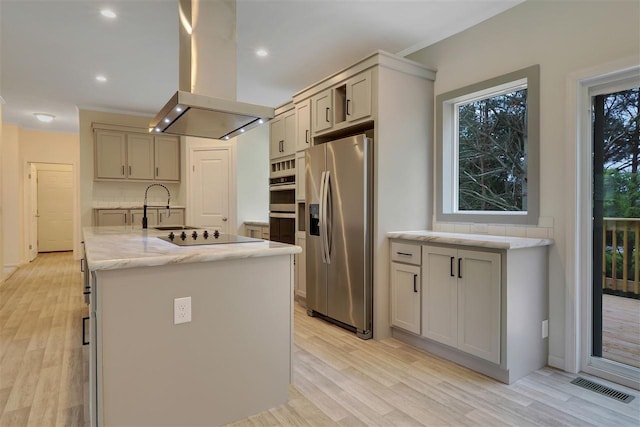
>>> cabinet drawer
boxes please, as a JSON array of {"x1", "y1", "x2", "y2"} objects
[{"x1": 391, "y1": 242, "x2": 421, "y2": 265}]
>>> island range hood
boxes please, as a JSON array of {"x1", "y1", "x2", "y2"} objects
[{"x1": 150, "y1": 0, "x2": 274, "y2": 140}]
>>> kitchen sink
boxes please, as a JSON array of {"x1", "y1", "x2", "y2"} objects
[{"x1": 154, "y1": 225, "x2": 200, "y2": 231}]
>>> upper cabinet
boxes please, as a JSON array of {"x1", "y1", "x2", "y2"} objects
[
  {"x1": 269, "y1": 105, "x2": 296, "y2": 160},
  {"x1": 127, "y1": 133, "x2": 155, "y2": 180},
  {"x1": 306, "y1": 69, "x2": 373, "y2": 138},
  {"x1": 155, "y1": 135, "x2": 180, "y2": 181},
  {"x1": 95, "y1": 130, "x2": 127, "y2": 179},
  {"x1": 94, "y1": 124, "x2": 180, "y2": 182},
  {"x1": 311, "y1": 89, "x2": 333, "y2": 135},
  {"x1": 295, "y1": 99, "x2": 311, "y2": 151}
]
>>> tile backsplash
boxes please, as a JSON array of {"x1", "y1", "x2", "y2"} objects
[{"x1": 433, "y1": 216, "x2": 555, "y2": 239}]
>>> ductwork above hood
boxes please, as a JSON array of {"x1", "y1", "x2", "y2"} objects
[{"x1": 150, "y1": 0, "x2": 274, "y2": 140}]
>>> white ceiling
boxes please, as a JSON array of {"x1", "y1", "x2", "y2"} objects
[{"x1": 0, "y1": 0, "x2": 523, "y2": 134}]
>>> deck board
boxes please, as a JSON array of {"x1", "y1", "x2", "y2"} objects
[{"x1": 602, "y1": 294, "x2": 640, "y2": 368}]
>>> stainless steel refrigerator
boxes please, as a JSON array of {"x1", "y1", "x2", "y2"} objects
[{"x1": 305, "y1": 134, "x2": 373, "y2": 339}]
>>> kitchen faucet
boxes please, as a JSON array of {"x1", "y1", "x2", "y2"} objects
[{"x1": 143, "y1": 184, "x2": 171, "y2": 229}]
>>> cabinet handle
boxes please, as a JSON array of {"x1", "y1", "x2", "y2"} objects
[
  {"x1": 82, "y1": 317, "x2": 90, "y2": 346},
  {"x1": 458, "y1": 258, "x2": 462, "y2": 279},
  {"x1": 124, "y1": 213, "x2": 128, "y2": 224},
  {"x1": 346, "y1": 99, "x2": 351, "y2": 116},
  {"x1": 413, "y1": 274, "x2": 418, "y2": 293},
  {"x1": 325, "y1": 107, "x2": 330, "y2": 123},
  {"x1": 129, "y1": 165, "x2": 132, "y2": 175},
  {"x1": 450, "y1": 257, "x2": 455, "y2": 277},
  {"x1": 121, "y1": 165, "x2": 125, "y2": 176},
  {"x1": 156, "y1": 167, "x2": 159, "y2": 177},
  {"x1": 305, "y1": 129, "x2": 310, "y2": 144},
  {"x1": 397, "y1": 252, "x2": 412, "y2": 257},
  {"x1": 279, "y1": 140, "x2": 284, "y2": 152},
  {"x1": 80, "y1": 259, "x2": 85, "y2": 273}
]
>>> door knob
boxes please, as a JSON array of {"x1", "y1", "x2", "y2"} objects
[{"x1": 222, "y1": 217, "x2": 228, "y2": 222}]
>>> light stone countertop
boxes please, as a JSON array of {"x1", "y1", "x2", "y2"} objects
[
  {"x1": 244, "y1": 220, "x2": 269, "y2": 227},
  {"x1": 83, "y1": 226, "x2": 300, "y2": 272},
  {"x1": 387, "y1": 230, "x2": 553, "y2": 250},
  {"x1": 92, "y1": 203, "x2": 186, "y2": 209}
]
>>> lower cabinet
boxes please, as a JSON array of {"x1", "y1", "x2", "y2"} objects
[
  {"x1": 95, "y1": 208, "x2": 185, "y2": 228},
  {"x1": 245, "y1": 223, "x2": 269, "y2": 239},
  {"x1": 390, "y1": 262, "x2": 421, "y2": 334},
  {"x1": 295, "y1": 235, "x2": 306, "y2": 299},
  {"x1": 389, "y1": 236, "x2": 549, "y2": 384},
  {"x1": 422, "y1": 245, "x2": 501, "y2": 364}
]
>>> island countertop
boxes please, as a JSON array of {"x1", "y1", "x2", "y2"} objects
[
  {"x1": 387, "y1": 230, "x2": 553, "y2": 250},
  {"x1": 83, "y1": 226, "x2": 300, "y2": 272}
]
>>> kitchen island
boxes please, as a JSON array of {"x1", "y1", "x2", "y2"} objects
[{"x1": 83, "y1": 226, "x2": 300, "y2": 427}]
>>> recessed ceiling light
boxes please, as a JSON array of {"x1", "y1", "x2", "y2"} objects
[
  {"x1": 100, "y1": 9, "x2": 117, "y2": 19},
  {"x1": 34, "y1": 113, "x2": 55, "y2": 123},
  {"x1": 255, "y1": 49, "x2": 268, "y2": 58},
  {"x1": 96, "y1": 75, "x2": 107, "y2": 82}
]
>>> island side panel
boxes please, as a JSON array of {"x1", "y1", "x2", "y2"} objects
[{"x1": 95, "y1": 255, "x2": 293, "y2": 427}]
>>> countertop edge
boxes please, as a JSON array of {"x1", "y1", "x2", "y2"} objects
[
  {"x1": 87, "y1": 245, "x2": 301, "y2": 272},
  {"x1": 387, "y1": 230, "x2": 554, "y2": 250}
]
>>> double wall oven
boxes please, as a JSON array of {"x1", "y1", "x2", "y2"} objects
[{"x1": 269, "y1": 174, "x2": 295, "y2": 244}]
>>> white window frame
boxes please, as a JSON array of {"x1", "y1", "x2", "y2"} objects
[{"x1": 436, "y1": 65, "x2": 540, "y2": 225}]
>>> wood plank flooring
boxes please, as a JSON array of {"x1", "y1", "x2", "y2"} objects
[
  {"x1": 1, "y1": 253, "x2": 639, "y2": 426},
  {"x1": 0, "y1": 252, "x2": 87, "y2": 426},
  {"x1": 602, "y1": 294, "x2": 640, "y2": 369}
]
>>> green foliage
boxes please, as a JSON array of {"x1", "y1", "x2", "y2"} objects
[{"x1": 603, "y1": 170, "x2": 640, "y2": 218}]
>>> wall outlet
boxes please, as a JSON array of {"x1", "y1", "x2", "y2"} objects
[
  {"x1": 542, "y1": 319, "x2": 549, "y2": 339},
  {"x1": 174, "y1": 297, "x2": 192, "y2": 325}
]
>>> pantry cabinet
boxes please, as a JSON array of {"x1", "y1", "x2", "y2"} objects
[
  {"x1": 93, "y1": 124, "x2": 180, "y2": 182},
  {"x1": 269, "y1": 107, "x2": 296, "y2": 160},
  {"x1": 422, "y1": 245, "x2": 501, "y2": 364}
]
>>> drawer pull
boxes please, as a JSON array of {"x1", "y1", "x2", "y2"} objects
[
  {"x1": 450, "y1": 257, "x2": 455, "y2": 277},
  {"x1": 396, "y1": 252, "x2": 413, "y2": 257},
  {"x1": 413, "y1": 274, "x2": 418, "y2": 293},
  {"x1": 458, "y1": 258, "x2": 463, "y2": 279}
]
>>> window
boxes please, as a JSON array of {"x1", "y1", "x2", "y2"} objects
[{"x1": 436, "y1": 65, "x2": 540, "y2": 224}]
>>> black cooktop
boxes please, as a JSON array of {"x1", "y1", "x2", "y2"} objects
[{"x1": 158, "y1": 230, "x2": 262, "y2": 246}]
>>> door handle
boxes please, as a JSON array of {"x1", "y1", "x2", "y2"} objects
[
  {"x1": 222, "y1": 217, "x2": 228, "y2": 222},
  {"x1": 413, "y1": 274, "x2": 418, "y2": 293},
  {"x1": 82, "y1": 317, "x2": 90, "y2": 346}
]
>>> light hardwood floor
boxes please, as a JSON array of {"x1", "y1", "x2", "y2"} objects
[{"x1": 1, "y1": 253, "x2": 639, "y2": 426}]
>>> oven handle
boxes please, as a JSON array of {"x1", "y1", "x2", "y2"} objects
[
  {"x1": 269, "y1": 212, "x2": 296, "y2": 219},
  {"x1": 269, "y1": 183, "x2": 296, "y2": 191}
]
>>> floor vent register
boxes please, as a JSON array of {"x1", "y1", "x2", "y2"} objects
[{"x1": 570, "y1": 377, "x2": 635, "y2": 403}]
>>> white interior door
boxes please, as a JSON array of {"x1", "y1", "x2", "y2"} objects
[
  {"x1": 29, "y1": 164, "x2": 38, "y2": 261},
  {"x1": 190, "y1": 149, "x2": 230, "y2": 232},
  {"x1": 37, "y1": 169, "x2": 73, "y2": 252}
]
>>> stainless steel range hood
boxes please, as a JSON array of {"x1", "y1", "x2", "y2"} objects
[
  {"x1": 150, "y1": 91, "x2": 273, "y2": 140},
  {"x1": 150, "y1": 0, "x2": 273, "y2": 140}
]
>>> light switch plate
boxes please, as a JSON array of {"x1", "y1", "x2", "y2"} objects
[{"x1": 174, "y1": 297, "x2": 192, "y2": 325}]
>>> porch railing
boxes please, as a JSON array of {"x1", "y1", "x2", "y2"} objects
[{"x1": 603, "y1": 217, "x2": 640, "y2": 298}]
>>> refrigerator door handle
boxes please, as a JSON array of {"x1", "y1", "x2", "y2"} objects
[
  {"x1": 319, "y1": 170, "x2": 327, "y2": 264},
  {"x1": 323, "y1": 171, "x2": 332, "y2": 264}
]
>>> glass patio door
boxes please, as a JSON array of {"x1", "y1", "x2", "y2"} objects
[{"x1": 592, "y1": 84, "x2": 640, "y2": 373}]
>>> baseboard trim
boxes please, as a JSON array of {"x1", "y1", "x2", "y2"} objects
[{"x1": 548, "y1": 355, "x2": 565, "y2": 370}]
